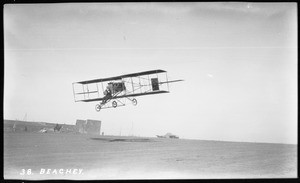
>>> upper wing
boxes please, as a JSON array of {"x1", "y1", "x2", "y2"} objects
[
  {"x1": 118, "y1": 69, "x2": 166, "y2": 78},
  {"x1": 75, "y1": 69, "x2": 166, "y2": 84}
]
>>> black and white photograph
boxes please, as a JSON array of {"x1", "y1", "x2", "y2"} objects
[{"x1": 3, "y1": 2, "x2": 297, "y2": 180}]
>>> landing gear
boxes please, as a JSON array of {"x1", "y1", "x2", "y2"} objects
[
  {"x1": 112, "y1": 101, "x2": 117, "y2": 108},
  {"x1": 95, "y1": 104, "x2": 101, "y2": 112},
  {"x1": 132, "y1": 98, "x2": 137, "y2": 106}
]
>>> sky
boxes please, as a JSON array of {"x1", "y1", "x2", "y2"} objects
[{"x1": 4, "y1": 2, "x2": 297, "y2": 144}]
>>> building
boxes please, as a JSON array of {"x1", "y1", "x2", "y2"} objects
[
  {"x1": 76, "y1": 119, "x2": 86, "y2": 133},
  {"x1": 76, "y1": 119, "x2": 101, "y2": 135},
  {"x1": 86, "y1": 119, "x2": 101, "y2": 135}
]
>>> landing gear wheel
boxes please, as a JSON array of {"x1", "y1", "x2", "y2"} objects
[
  {"x1": 95, "y1": 104, "x2": 101, "y2": 112},
  {"x1": 132, "y1": 98, "x2": 137, "y2": 106},
  {"x1": 112, "y1": 101, "x2": 117, "y2": 108}
]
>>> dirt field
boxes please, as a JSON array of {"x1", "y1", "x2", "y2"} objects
[{"x1": 4, "y1": 132, "x2": 297, "y2": 179}]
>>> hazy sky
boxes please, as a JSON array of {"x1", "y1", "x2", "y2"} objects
[{"x1": 4, "y1": 3, "x2": 297, "y2": 144}]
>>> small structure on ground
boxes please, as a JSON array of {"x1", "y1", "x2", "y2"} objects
[{"x1": 13, "y1": 123, "x2": 16, "y2": 132}]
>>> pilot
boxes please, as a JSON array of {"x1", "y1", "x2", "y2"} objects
[{"x1": 101, "y1": 84, "x2": 113, "y2": 104}]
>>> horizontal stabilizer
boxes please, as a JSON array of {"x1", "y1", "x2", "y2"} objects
[
  {"x1": 159, "y1": 79, "x2": 184, "y2": 84},
  {"x1": 75, "y1": 91, "x2": 98, "y2": 95}
]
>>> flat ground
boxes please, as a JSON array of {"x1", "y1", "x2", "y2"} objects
[{"x1": 4, "y1": 132, "x2": 297, "y2": 179}]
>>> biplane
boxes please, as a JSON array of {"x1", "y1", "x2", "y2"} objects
[{"x1": 72, "y1": 69, "x2": 183, "y2": 112}]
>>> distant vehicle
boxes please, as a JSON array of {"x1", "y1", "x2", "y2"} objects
[
  {"x1": 156, "y1": 133, "x2": 179, "y2": 139},
  {"x1": 54, "y1": 124, "x2": 62, "y2": 132},
  {"x1": 72, "y1": 69, "x2": 183, "y2": 111},
  {"x1": 39, "y1": 128, "x2": 47, "y2": 133}
]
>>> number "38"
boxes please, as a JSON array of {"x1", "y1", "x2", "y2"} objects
[{"x1": 20, "y1": 169, "x2": 32, "y2": 175}]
